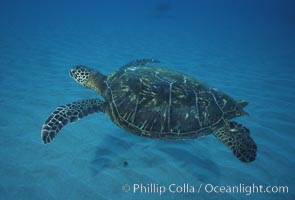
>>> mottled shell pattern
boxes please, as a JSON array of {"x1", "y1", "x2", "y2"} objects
[{"x1": 102, "y1": 66, "x2": 244, "y2": 139}]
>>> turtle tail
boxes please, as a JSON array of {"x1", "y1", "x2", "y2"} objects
[{"x1": 41, "y1": 99, "x2": 105, "y2": 144}]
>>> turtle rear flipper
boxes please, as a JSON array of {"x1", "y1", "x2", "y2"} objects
[
  {"x1": 41, "y1": 99, "x2": 105, "y2": 144},
  {"x1": 213, "y1": 121, "x2": 257, "y2": 163}
]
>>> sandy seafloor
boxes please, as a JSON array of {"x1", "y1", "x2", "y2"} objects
[{"x1": 0, "y1": 0, "x2": 294, "y2": 199}]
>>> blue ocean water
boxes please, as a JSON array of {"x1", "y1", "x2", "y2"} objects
[{"x1": 0, "y1": 0, "x2": 294, "y2": 199}]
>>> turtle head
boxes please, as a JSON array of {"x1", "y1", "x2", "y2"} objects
[
  {"x1": 70, "y1": 65, "x2": 106, "y2": 94},
  {"x1": 70, "y1": 65, "x2": 93, "y2": 87}
]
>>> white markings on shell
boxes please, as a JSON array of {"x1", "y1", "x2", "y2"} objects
[
  {"x1": 127, "y1": 67, "x2": 138, "y2": 71},
  {"x1": 185, "y1": 113, "x2": 189, "y2": 120},
  {"x1": 183, "y1": 76, "x2": 187, "y2": 83}
]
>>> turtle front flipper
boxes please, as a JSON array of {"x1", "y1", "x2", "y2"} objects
[
  {"x1": 121, "y1": 58, "x2": 160, "y2": 69},
  {"x1": 213, "y1": 121, "x2": 257, "y2": 163},
  {"x1": 41, "y1": 99, "x2": 105, "y2": 144}
]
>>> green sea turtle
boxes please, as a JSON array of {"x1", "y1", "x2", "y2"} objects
[{"x1": 41, "y1": 59, "x2": 257, "y2": 162}]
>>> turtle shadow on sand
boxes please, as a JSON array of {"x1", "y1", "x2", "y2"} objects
[
  {"x1": 88, "y1": 131, "x2": 170, "y2": 176},
  {"x1": 151, "y1": 139, "x2": 221, "y2": 182},
  {"x1": 89, "y1": 135, "x2": 220, "y2": 184},
  {"x1": 89, "y1": 132, "x2": 132, "y2": 175}
]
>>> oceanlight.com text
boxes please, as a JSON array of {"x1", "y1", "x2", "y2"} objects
[{"x1": 121, "y1": 183, "x2": 288, "y2": 196}]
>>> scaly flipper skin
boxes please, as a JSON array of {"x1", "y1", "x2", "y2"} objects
[
  {"x1": 41, "y1": 99, "x2": 105, "y2": 144},
  {"x1": 213, "y1": 121, "x2": 257, "y2": 162}
]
